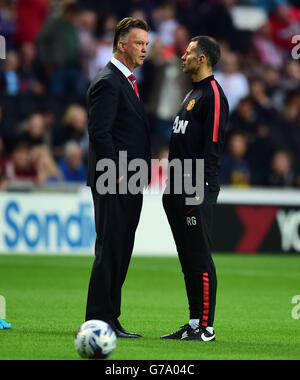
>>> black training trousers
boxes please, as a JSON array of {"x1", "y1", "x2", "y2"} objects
[
  {"x1": 85, "y1": 188, "x2": 143, "y2": 322},
  {"x1": 162, "y1": 186, "x2": 219, "y2": 327}
]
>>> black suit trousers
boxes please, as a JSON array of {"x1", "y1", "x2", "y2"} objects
[{"x1": 85, "y1": 188, "x2": 143, "y2": 322}]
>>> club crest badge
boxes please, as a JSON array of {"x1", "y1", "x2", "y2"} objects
[{"x1": 186, "y1": 99, "x2": 195, "y2": 111}]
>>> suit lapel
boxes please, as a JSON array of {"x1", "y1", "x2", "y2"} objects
[{"x1": 108, "y1": 62, "x2": 148, "y2": 123}]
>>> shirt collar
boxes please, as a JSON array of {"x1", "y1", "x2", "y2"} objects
[
  {"x1": 192, "y1": 75, "x2": 215, "y2": 89},
  {"x1": 111, "y1": 57, "x2": 133, "y2": 78}
]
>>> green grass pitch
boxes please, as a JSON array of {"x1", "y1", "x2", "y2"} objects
[{"x1": 0, "y1": 254, "x2": 300, "y2": 360}]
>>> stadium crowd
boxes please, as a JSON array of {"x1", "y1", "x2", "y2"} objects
[{"x1": 0, "y1": 0, "x2": 300, "y2": 190}]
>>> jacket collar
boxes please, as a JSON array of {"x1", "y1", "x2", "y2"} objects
[
  {"x1": 107, "y1": 62, "x2": 149, "y2": 127},
  {"x1": 110, "y1": 57, "x2": 132, "y2": 78}
]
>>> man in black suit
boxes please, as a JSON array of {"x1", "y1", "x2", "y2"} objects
[{"x1": 85, "y1": 18, "x2": 151, "y2": 338}]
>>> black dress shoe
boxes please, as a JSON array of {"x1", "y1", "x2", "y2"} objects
[{"x1": 110, "y1": 319, "x2": 142, "y2": 338}]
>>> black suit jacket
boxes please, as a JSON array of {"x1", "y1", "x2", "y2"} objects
[{"x1": 86, "y1": 62, "x2": 151, "y2": 188}]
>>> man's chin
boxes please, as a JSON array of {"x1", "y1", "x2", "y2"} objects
[{"x1": 137, "y1": 58, "x2": 145, "y2": 66}]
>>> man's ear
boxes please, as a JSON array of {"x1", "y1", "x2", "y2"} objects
[
  {"x1": 118, "y1": 40, "x2": 126, "y2": 53},
  {"x1": 197, "y1": 54, "x2": 206, "y2": 65}
]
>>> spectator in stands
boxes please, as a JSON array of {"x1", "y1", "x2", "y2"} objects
[
  {"x1": 17, "y1": 112, "x2": 48, "y2": 147},
  {"x1": 38, "y1": 104, "x2": 58, "y2": 147},
  {"x1": 76, "y1": 9, "x2": 98, "y2": 82},
  {"x1": 220, "y1": 131, "x2": 251, "y2": 187},
  {"x1": 30, "y1": 145, "x2": 62, "y2": 184},
  {"x1": 279, "y1": 90, "x2": 300, "y2": 173},
  {"x1": 0, "y1": 167, "x2": 7, "y2": 190},
  {"x1": 53, "y1": 104, "x2": 88, "y2": 161},
  {"x1": 269, "y1": 3, "x2": 300, "y2": 52},
  {"x1": 1, "y1": 141, "x2": 39, "y2": 184},
  {"x1": 0, "y1": 0, "x2": 16, "y2": 50},
  {"x1": 280, "y1": 59, "x2": 300, "y2": 91},
  {"x1": 263, "y1": 65, "x2": 281, "y2": 96},
  {"x1": 15, "y1": 0, "x2": 49, "y2": 45},
  {"x1": 163, "y1": 24, "x2": 190, "y2": 61},
  {"x1": 0, "y1": 100, "x2": 18, "y2": 152},
  {"x1": 58, "y1": 141, "x2": 86, "y2": 182},
  {"x1": 259, "y1": 60, "x2": 300, "y2": 113},
  {"x1": 3, "y1": 51, "x2": 19, "y2": 96},
  {"x1": 36, "y1": 1, "x2": 86, "y2": 98},
  {"x1": 252, "y1": 21, "x2": 283, "y2": 69},
  {"x1": 228, "y1": 97, "x2": 260, "y2": 136},
  {"x1": 151, "y1": 2, "x2": 179, "y2": 48},
  {"x1": 249, "y1": 78, "x2": 278, "y2": 123},
  {"x1": 249, "y1": 78, "x2": 272, "y2": 109},
  {"x1": 264, "y1": 149, "x2": 296, "y2": 187},
  {"x1": 229, "y1": 96, "x2": 281, "y2": 184},
  {"x1": 87, "y1": 12, "x2": 117, "y2": 81},
  {"x1": 214, "y1": 51, "x2": 249, "y2": 113},
  {"x1": 18, "y1": 42, "x2": 45, "y2": 96},
  {"x1": 260, "y1": 64, "x2": 284, "y2": 110}
]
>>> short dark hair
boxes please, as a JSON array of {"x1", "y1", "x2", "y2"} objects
[
  {"x1": 113, "y1": 17, "x2": 150, "y2": 53},
  {"x1": 191, "y1": 36, "x2": 221, "y2": 68}
]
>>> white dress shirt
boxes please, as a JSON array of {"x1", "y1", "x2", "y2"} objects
[{"x1": 111, "y1": 57, "x2": 135, "y2": 90}]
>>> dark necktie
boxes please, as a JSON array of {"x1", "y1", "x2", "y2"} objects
[{"x1": 128, "y1": 74, "x2": 140, "y2": 100}]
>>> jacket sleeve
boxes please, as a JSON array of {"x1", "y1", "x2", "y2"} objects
[
  {"x1": 88, "y1": 78, "x2": 120, "y2": 162},
  {"x1": 200, "y1": 91, "x2": 229, "y2": 180}
]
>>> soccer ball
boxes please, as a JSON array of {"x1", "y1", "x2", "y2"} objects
[{"x1": 75, "y1": 320, "x2": 117, "y2": 359}]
